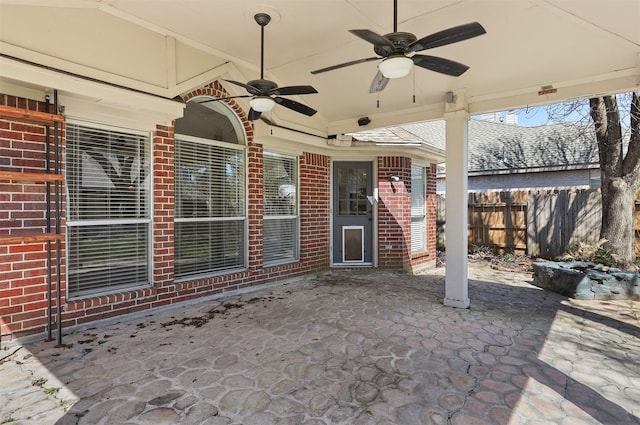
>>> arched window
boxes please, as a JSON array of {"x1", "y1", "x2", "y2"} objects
[
  {"x1": 175, "y1": 99, "x2": 245, "y2": 145},
  {"x1": 174, "y1": 98, "x2": 247, "y2": 278}
]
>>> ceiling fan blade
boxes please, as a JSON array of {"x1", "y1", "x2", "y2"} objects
[
  {"x1": 311, "y1": 57, "x2": 380, "y2": 74},
  {"x1": 274, "y1": 97, "x2": 317, "y2": 116},
  {"x1": 224, "y1": 79, "x2": 262, "y2": 95},
  {"x1": 412, "y1": 55, "x2": 470, "y2": 76},
  {"x1": 408, "y1": 22, "x2": 486, "y2": 53},
  {"x1": 369, "y1": 71, "x2": 390, "y2": 94},
  {"x1": 270, "y1": 85, "x2": 318, "y2": 96},
  {"x1": 248, "y1": 108, "x2": 262, "y2": 121},
  {"x1": 349, "y1": 29, "x2": 395, "y2": 49},
  {"x1": 198, "y1": 95, "x2": 252, "y2": 103}
]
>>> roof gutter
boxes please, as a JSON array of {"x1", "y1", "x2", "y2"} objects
[{"x1": 437, "y1": 162, "x2": 600, "y2": 177}]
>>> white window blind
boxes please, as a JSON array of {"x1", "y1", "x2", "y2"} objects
[
  {"x1": 411, "y1": 165, "x2": 427, "y2": 253},
  {"x1": 66, "y1": 123, "x2": 151, "y2": 298},
  {"x1": 175, "y1": 136, "x2": 246, "y2": 277},
  {"x1": 263, "y1": 153, "x2": 298, "y2": 265}
]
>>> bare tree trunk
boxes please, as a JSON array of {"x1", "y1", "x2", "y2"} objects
[
  {"x1": 590, "y1": 92, "x2": 640, "y2": 266},
  {"x1": 600, "y1": 176, "x2": 635, "y2": 262}
]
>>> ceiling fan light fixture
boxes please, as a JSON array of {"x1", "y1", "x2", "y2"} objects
[
  {"x1": 250, "y1": 96, "x2": 275, "y2": 112},
  {"x1": 378, "y1": 56, "x2": 413, "y2": 79}
]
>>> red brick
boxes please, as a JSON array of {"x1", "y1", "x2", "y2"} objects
[
  {"x1": 8, "y1": 244, "x2": 46, "y2": 254},
  {"x1": 20, "y1": 317, "x2": 48, "y2": 330},
  {"x1": 13, "y1": 292, "x2": 45, "y2": 305},
  {"x1": 0, "y1": 288, "x2": 23, "y2": 299},
  {"x1": 0, "y1": 305, "x2": 23, "y2": 316},
  {"x1": 12, "y1": 260, "x2": 46, "y2": 271},
  {"x1": 9, "y1": 276, "x2": 46, "y2": 287}
]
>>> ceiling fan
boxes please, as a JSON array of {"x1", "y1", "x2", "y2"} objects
[
  {"x1": 202, "y1": 13, "x2": 318, "y2": 121},
  {"x1": 310, "y1": 0, "x2": 486, "y2": 94}
]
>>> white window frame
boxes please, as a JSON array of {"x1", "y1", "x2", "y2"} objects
[
  {"x1": 263, "y1": 151, "x2": 299, "y2": 266},
  {"x1": 174, "y1": 134, "x2": 247, "y2": 279},
  {"x1": 65, "y1": 120, "x2": 153, "y2": 299},
  {"x1": 411, "y1": 163, "x2": 427, "y2": 253}
]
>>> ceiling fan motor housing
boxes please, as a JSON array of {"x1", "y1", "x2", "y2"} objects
[
  {"x1": 374, "y1": 32, "x2": 417, "y2": 57},
  {"x1": 247, "y1": 79, "x2": 278, "y2": 94}
]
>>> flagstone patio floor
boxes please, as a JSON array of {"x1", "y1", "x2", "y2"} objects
[{"x1": 1, "y1": 264, "x2": 639, "y2": 424}]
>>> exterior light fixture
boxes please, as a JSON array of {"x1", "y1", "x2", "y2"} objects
[
  {"x1": 250, "y1": 96, "x2": 275, "y2": 112},
  {"x1": 378, "y1": 56, "x2": 413, "y2": 79},
  {"x1": 357, "y1": 117, "x2": 371, "y2": 126}
]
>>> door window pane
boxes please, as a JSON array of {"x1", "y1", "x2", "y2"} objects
[{"x1": 338, "y1": 168, "x2": 368, "y2": 215}]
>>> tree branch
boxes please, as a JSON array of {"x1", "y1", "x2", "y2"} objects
[
  {"x1": 622, "y1": 91, "x2": 640, "y2": 186},
  {"x1": 591, "y1": 96, "x2": 623, "y2": 177}
]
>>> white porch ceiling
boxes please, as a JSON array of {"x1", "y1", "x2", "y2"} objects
[{"x1": 0, "y1": 0, "x2": 639, "y2": 135}]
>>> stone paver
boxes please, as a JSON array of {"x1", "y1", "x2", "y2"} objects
[{"x1": 1, "y1": 264, "x2": 639, "y2": 425}]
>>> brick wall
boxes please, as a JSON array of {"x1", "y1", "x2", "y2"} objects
[
  {"x1": 377, "y1": 156, "x2": 412, "y2": 270},
  {"x1": 300, "y1": 153, "x2": 331, "y2": 269},
  {"x1": 376, "y1": 157, "x2": 437, "y2": 272},
  {"x1": 1, "y1": 86, "x2": 332, "y2": 342},
  {"x1": 1, "y1": 94, "x2": 66, "y2": 340},
  {"x1": 1, "y1": 85, "x2": 437, "y2": 342}
]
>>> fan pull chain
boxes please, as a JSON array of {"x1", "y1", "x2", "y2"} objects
[{"x1": 413, "y1": 67, "x2": 416, "y2": 103}]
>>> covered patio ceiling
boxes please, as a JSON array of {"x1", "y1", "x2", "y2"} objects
[{"x1": 0, "y1": 0, "x2": 639, "y2": 136}]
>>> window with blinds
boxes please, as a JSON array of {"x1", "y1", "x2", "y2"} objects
[
  {"x1": 66, "y1": 123, "x2": 151, "y2": 298},
  {"x1": 411, "y1": 165, "x2": 427, "y2": 253},
  {"x1": 174, "y1": 136, "x2": 246, "y2": 277},
  {"x1": 263, "y1": 152, "x2": 298, "y2": 265}
]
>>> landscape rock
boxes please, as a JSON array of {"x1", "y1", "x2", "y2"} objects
[{"x1": 531, "y1": 261, "x2": 640, "y2": 299}]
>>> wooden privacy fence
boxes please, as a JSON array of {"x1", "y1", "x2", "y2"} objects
[
  {"x1": 526, "y1": 190, "x2": 602, "y2": 258},
  {"x1": 436, "y1": 189, "x2": 640, "y2": 258}
]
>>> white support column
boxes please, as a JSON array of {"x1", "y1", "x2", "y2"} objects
[{"x1": 444, "y1": 108, "x2": 470, "y2": 308}]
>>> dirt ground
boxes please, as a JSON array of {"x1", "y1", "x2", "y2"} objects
[{"x1": 436, "y1": 250, "x2": 534, "y2": 273}]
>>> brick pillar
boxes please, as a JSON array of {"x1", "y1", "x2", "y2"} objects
[
  {"x1": 300, "y1": 153, "x2": 330, "y2": 269},
  {"x1": 153, "y1": 124, "x2": 175, "y2": 287},
  {"x1": 247, "y1": 142, "x2": 264, "y2": 271},
  {"x1": 377, "y1": 156, "x2": 412, "y2": 270}
]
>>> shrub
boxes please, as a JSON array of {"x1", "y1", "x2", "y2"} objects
[
  {"x1": 470, "y1": 245, "x2": 496, "y2": 257},
  {"x1": 559, "y1": 239, "x2": 622, "y2": 267}
]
